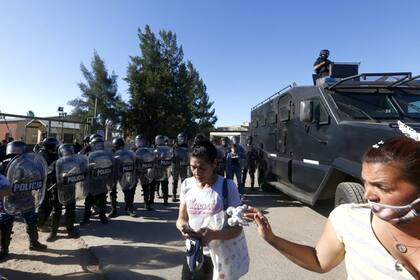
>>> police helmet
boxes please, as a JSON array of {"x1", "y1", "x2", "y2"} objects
[
  {"x1": 135, "y1": 134, "x2": 146, "y2": 148},
  {"x1": 193, "y1": 134, "x2": 206, "y2": 145},
  {"x1": 42, "y1": 137, "x2": 60, "y2": 154},
  {"x1": 320, "y1": 49, "x2": 330, "y2": 58},
  {"x1": 89, "y1": 134, "x2": 103, "y2": 142},
  {"x1": 90, "y1": 136, "x2": 104, "y2": 151},
  {"x1": 112, "y1": 137, "x2": 125, "y2": 150},
  {"x1": 177, "y1": 132, "x2": 187, "y2": 145},
  {"x1": 247, "y1": 136, "x2": 253, "y2": 145},
  {"x1": 58, "y1": 143, "x2": 75, "y2": 158},
  {"x1": 155, "y1": 135, "x2": 165, "y2": 146},
  {"x1": 6, "y1": 140, "x2": 27, "y2": 157}
]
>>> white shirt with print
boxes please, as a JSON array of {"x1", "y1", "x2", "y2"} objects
[{"x1": 180, "y1": 175, "x2": 241, "y2": 232}]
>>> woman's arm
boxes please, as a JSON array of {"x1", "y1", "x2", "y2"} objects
[
  {"x1": 200, "y1": 225, "x2": 242, "y2": 245},
  {"x1": 176, "y1": 202, "x2": 191, "y2": 238},
  {"x1": 247, "y1": 209, "x2": 345, "y2": 273}
]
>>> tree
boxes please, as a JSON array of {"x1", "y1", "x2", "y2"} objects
[
  {"x1": 125, "y1": 25, "x2": 217, "y2": 142},
  {"x1": 26, "y1": 110, "x2": 35, "y2": 117},
  {"x1": 68, "y1": 51, "x2": 125, "y2": 130}
]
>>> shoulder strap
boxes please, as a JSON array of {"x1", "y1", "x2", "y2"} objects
[{"x1": 222, "y1": 178, "x2": 229, "y2": 210}]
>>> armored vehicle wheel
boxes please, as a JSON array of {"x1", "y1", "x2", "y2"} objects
[{"x1": 334, "y1": 182, "x2": 365, "y2": 207}]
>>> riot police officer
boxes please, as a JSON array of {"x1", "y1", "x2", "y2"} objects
[
  {"x1": 0, "y1": 141, "x2": 47, "y2": 260},
  {"x1": 313, "y1": 49, "x2": 331, "y2": 78},
  {"x1": 171, "y1": 133, "x2": 189, "y2": 202},
  {"x1": 134, "y1": 134, "x2": 155, "y2": 211},
  {"x1": 47, "y1": 144, "x2": 88, "y2": 241},
  {"x1": 110, "y1": 137, "x2": 137, "y2": 217},
  {"x1": 215, "y1": 137, "x2": 230, "y2": 177},
  {"x1": 78, "y1": 134, "x2": 101, "y2": 155},
  {"x1": 0, "y1": 174, "x2": 11, "y2": 197},
  {"x1": 151, "y1": 135, "x2": 172, "y2": 206},
  {"x1": 241, "y1": 136, "x2": 259, "y2": 191},
  {"x1": 37, "y1": 137, "x2": 60, "y2": 230},
  {"x1": 81, "y1": 135, "x2": 112, "y2": 225}
]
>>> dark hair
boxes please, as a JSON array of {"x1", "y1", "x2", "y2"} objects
[
  {"x1": 363, "y1": 137, "x2": 420, "y2": 188},
  {"x1": 191, "y1": 138, "x2": 218, "y2": 163}
]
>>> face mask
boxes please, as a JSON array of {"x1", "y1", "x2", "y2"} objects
[{"x1": 368, "y1": 197, "x2": 420, "y2": 224}]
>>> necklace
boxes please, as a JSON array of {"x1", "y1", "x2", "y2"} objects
[{"x1": 390, "y1": 233, "x2": 420, "y2": 254}]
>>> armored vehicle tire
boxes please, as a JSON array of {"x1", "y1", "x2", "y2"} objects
[{"x1": 334, "y1": 182, "x2": 365, "y2": 207}]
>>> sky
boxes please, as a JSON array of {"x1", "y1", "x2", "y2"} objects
[{"x1": 1, "y1": 0, "x2": 420, "y2": 127}]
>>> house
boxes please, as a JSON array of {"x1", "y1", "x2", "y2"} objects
[
  {"x1": 0, "y1": 115, "x2": 86, "y2": 144},
  {"x1": 209, "y1": 122, "x2": 249, "y2": 145}
]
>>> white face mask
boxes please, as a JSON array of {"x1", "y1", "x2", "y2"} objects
[{"x1": 368, "y1": 197, "x2": 420, "y2": 224}]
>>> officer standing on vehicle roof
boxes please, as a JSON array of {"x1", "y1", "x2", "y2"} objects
[
  {"x1": 36, "y1": 137, "x2": 60, "y2": 230},
  {"x1": 313, "y1": 49, "x2": 331, "y2": 78}
]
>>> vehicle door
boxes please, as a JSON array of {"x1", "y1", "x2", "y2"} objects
[
  {"x1": 272, "y1": 94, "x2": 293, "y2": 183},
  {"x1": 290, "y1": 90, "x2": 334, "y2": 194}
]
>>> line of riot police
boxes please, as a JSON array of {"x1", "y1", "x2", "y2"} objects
[
  {"x1": 0, "y1": 131, "x2": 228, "y2": 262},
  {"x1": 214, "y1": 135, "x2": 259, "y2": 193}
]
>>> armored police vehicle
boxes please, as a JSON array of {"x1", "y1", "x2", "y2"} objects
[{"x1": 250, "y1": 64, "x2": 420, "y2": 206}]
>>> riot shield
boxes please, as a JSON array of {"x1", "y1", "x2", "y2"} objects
[
  {"x1": 114, "y1": 149, "x2": 136, "y2": 191},
  {"x1": 173, "y1": 146, "x2": 190, "y2": 180},
  {"x1": 153, "y1": 146, "x2": 173, "y2": 181},
  {"x1": 3, "y1": 153, "x2": 48, "y2": 215},
  {"x1": 88, "y1": 150, "x2": 114, "y2": 195},
  {"x1": 135, "y1": 147, "x2": 155, "y2": 184},
  {"x1": 174, "y1": 147, "x2": 189, "y2": 167},
  {"x1": 56, "y1": 154, "x2": 89, "y2": 205}
]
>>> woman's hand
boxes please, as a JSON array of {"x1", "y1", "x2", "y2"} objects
[
  {"x1": 244, "y1": 207, "x2": 275, "y2": 243},
  {"x1": 179, "y1": 224, "x2": 194, "y2": 239},
  {"x1": 198, "y1": 228, "x2": 217, "y2": 246}
]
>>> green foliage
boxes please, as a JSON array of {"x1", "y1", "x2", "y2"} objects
[
  {"x1": 68, "y1": 51, "x2": 126, "y2": 129},
  {"x1": 125, "y1": 25, "x2": 217, "y2": 142}
]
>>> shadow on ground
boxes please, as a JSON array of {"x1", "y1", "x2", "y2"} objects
[
  {"x1": 91, "y1": 244, "x2": 183, "y2": 271},
  {"x1": 0, "y1": 268, "x2": 103, "y2": 280},
  {"x1": 242, "y1": 187, "x2": 335, "y2": 217},
  {"x1": 0, "y1": 267, "x2": 164, "y2": 280}
]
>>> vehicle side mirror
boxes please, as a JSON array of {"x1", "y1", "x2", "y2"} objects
[{"x1": 299, "y1": 100, "x2": 313, "y2": 123}]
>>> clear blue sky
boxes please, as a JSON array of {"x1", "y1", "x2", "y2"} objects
[{"x1": 1, "y1": 0, "x2": 420, "y2": 127}]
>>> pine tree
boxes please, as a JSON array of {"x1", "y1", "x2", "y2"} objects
[
  {"x1": 68, "y1": 51, "x2": 124, "y2": 130},
  {"x1": 125, "y1": 25, "x2": 217, "y2": 142}
]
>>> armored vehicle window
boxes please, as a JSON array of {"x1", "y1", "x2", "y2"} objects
[
  {"x1": 269, "y1": 113, "x2": 277, "y2": 124},
  {"x1": 331, "y1": 92, "x2": 399, "y2": 120},
  {"x1": 393, "y1": 94, "x2": 420, "y2": 118},
  {"x1": 313, "y1": 100, "x2": 329, "y2": 124},
  {"x1": 279, "y1": 106, "x2": 290, "y2": 121}
]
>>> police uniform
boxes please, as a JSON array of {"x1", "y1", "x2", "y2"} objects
[{"x1": 0, "y1": 141, "x2": 47, "y2": 260}]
